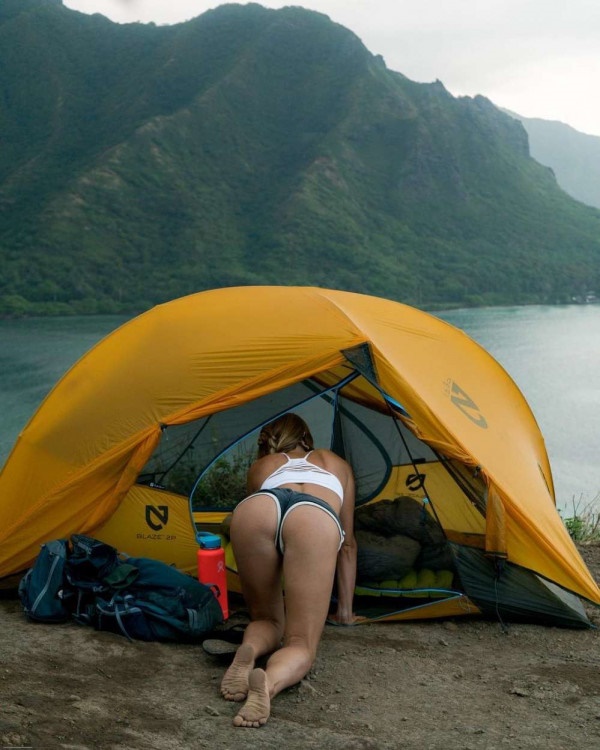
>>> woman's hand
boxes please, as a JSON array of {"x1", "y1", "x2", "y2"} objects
[{"x1": 327, "y1": 611, "x2": 366, "y2": 626}]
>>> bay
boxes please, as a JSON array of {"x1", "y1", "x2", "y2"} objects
[{"x1": 0, "y1": 305, "x2": 598, "y2": 514}]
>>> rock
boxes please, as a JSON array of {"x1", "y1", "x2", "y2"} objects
[
  {"x1": 299, "y1": 679, "x2": 317, "y2": 695},
  {"x1": 509, "y1": 687, "x2": 530, "y2": 697}
]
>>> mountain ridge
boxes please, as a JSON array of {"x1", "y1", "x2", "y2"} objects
[
  {"x1": 1, "y1": 1, "x2": 599, "y2": 315},
  {"x1": 505, "y1": 109, "x2": 600, "y2": 210}
]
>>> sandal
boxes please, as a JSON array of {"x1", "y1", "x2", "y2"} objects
[{"x1": 202, "y1": 638, "x2": 239, "y2": 656}]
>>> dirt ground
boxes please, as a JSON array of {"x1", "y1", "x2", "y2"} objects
[{"x1": 1, "y1": 544, "x2": 599, "y2": 750}]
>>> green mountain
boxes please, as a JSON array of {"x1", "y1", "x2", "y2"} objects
[
  {"x1": 1, "y1": 0, "x2": 600, "y2": 315},
  {"x1": 505, "y1": 110, "x2": 600, "y2": 211}
]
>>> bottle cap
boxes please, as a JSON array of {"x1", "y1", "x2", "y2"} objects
[{"x1": 197, "y1": 531, "x2": 222, "y2": 550}]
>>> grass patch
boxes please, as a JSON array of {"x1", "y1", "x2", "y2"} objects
[{"x1": 560, "y1": 494, "x2": 600, "y2": 543}]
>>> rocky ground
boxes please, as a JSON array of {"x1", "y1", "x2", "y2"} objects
[{"x1": 1, "y1": 543, "x2": 599, "y2": 750}]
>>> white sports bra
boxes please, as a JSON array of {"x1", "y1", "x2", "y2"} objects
[{"x1": 260, "y1": 452, "x2": 344, "y2": 503}]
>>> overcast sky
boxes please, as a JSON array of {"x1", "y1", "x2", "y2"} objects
[{"x1": 63, "y1": 0, "x2": 600, "y2": 137}]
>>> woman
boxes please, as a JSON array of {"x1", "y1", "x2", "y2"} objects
[{"x1": 220, "y1": 412, "x2": 358, "y2": 728}]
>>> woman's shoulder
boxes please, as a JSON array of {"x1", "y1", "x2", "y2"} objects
[
  {"x1": 250, "y1": 452, "x2": 287, "y2": 473},
  {"x1": 310, "y1": 449, "x2": 352, "y2": 472},
  {"x1": 247, "y1": 453, "x2": 285, "y2": 492},
  {"x1": 252, "y1": 453, "x2": 280, "y2": 467}
]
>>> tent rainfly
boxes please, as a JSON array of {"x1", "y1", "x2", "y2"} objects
[{"x1": 0, "y1": 287, "x2": 598, "y2": 627}]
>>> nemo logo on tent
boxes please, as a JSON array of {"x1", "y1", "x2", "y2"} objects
[
  {"x1": 406, "y1": 472, "x2": 425, "y2": 491},
  {"x1": 145, "y1": 505, "x2": 169, "y2": 531},
  {"x1": 446, "y1": 380, "x2": 488, "y2": 428}
]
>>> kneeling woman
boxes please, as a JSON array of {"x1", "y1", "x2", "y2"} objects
[{"x1": 220, "y1": 412, "x2": 358, "y2": 727}]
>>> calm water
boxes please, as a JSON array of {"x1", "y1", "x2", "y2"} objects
[{"x1": 0, "y1": 306, "x2": 598, "y2": 513}]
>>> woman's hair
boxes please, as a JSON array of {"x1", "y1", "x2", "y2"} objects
[{"x1": 257, "y1": 413, "x2": 314, "y2": 458}]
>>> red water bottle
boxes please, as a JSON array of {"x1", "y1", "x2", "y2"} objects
[{"x1": 197, "y1": 532, "x2": 229, "y2": 620}]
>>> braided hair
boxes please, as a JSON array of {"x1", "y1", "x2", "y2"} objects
[{"x1": 257, "y1": 413, "x2": 314, "y2": 458}]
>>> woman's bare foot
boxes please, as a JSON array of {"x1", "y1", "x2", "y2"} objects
[
  {"x1": 220, "y1": 644, "x2": 255, "y2": 701},
  {"x1": 233, "y1": 668, "x2": 270, "y2": 727}
]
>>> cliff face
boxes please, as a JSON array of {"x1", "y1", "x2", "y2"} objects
[
  {"x1": 1, "y1": 2, "x2": 599, "y2": 315},
  {"x1": 509, "y1": 111, "x2": 600, "y2": 210}
]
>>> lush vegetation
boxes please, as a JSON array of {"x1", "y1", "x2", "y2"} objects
[{"x1": 1, "y1": 0, "x2": 600, "y2": 316}]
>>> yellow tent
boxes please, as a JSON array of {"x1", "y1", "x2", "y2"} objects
[{"x1": 0, "y1": 287, "x2": 597, "y2": 625}]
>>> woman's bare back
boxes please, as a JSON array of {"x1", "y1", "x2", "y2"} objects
[{"x1": 247, "y1": 448, "x2": 350, "y2": 512}]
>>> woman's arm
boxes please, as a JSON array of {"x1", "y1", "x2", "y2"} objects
[{"x1": 333, "y1": 465, "x2": 358, "y2": 624}]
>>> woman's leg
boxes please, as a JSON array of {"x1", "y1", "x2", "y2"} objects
[
  {"x1": 220, "y1": 494, "x2": 285, "y2": 701},
  {"x1": 233, "y1": 505, "x2": 340, "y2": 727}
]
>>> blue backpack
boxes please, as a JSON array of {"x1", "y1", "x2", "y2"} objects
[
  {"x1": 19, "y1": 535, "x2": 224, "y2": 642},
  {"x1": 93, "y1": 556, "x2": 224, "y2": 642},
  {"x1": 18, "y1": 539, "x2": 71, "y2": 623}
]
